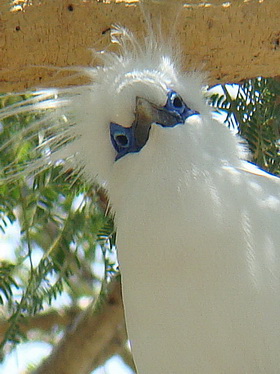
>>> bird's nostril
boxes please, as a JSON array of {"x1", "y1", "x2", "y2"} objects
[{"x1": 115, "y1": 134, "x2": 129, "y2": 147}]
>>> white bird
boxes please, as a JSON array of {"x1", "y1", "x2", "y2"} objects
[{"x1": 10, "y1": 25, "x2": 280, "y2": 373}]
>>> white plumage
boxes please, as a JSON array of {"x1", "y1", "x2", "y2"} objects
[{"x1": 9, "y1": 26, "x2": 280, "y2": 373}]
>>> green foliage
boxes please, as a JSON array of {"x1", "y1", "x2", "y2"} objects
[
  {"x1": 0, "y1": 262, "x2": 18, "y2": 305},
  {"x1": 209, "y1": 78, "x2": 280, "y2": 175},
  {"x1": 0, "y1": 95, "x2": 117, "y2": 357}
]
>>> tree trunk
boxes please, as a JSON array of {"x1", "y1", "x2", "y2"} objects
[
  {"x1": 0, "y1": 0, "x2": 280, "y2": 91},
  {"x1": 33, "y1": 278, "x2": 133, "y2": 374}
]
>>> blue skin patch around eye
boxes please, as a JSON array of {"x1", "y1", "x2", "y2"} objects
[
  {"x1": 110, "y1": 90, "x2": 199, "y2": 160},
  {"x1": 110, "y1": 123, "x2": 142, "y2": 160},
  {"x1": 164, "y1": 90, "x2": 199, "y2": 121}
]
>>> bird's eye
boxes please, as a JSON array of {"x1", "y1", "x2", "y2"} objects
[
  {"x1": 172, "y1": 95, "x2": 183, "y2": 109},
  {"x1": 164, "y1": 90, "x2": 199, "y2": 121},
  {"x1": 110, "y1": 122, "x2": 134, "y2": 156},
  {"x1": 114, "y1": 134, "x2": 129, "y2": 147},
  {"x1": 166, "y1": 91, "x2": 186, "y2": 115}
]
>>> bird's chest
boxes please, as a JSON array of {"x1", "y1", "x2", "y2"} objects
[
  {"x1": 113, "y1": 169, "x2": 239, "y2": 288},
  {"x1": 109, "y1": 152, "x2": 280, "y2": 374},
  {"x1": 109, "y1": 139, "x2": 280, "y2": 297}
]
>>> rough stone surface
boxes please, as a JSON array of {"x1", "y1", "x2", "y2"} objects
[{"x1": 0, "y1": 0, "x2": 280, "y2": 91}]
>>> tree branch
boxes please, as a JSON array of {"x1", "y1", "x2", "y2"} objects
[
  {"x1": 33, "y1": 277, "x2": 131, "y2": 374},
  {"x1": 1, "y1": 0, "x2": 280, "y2": 92},
  {"x1": 0, "y1": 307, "x2": 81, "y2": 338}
]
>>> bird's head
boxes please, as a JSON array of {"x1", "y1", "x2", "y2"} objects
[
  {"x1": 57, "y1": 27, "x2": 212, "y2": 185},
  {"x1": 51, "y1": 26, "x2": 247, "y2": 211}
]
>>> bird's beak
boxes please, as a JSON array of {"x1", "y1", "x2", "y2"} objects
[{"x1": 133, "y1": 97, "x2": 182, "y2": 149}]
